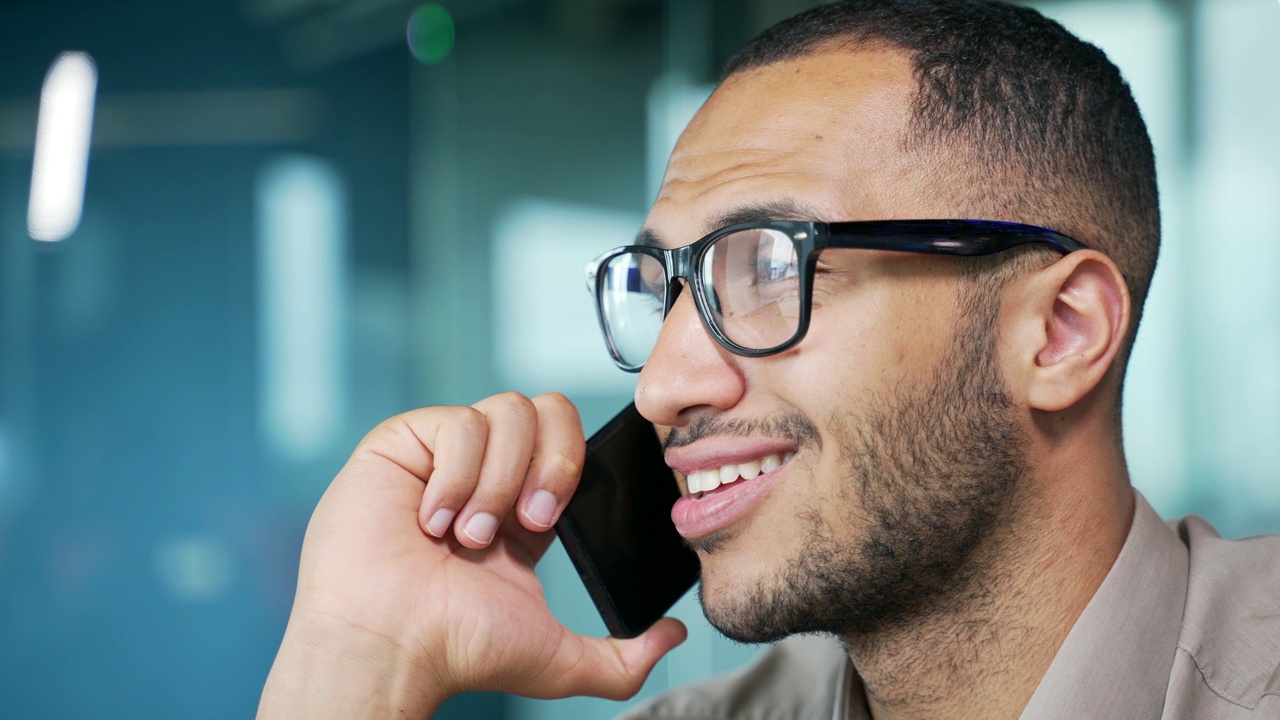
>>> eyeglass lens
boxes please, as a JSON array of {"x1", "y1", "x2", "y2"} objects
[
  {"x1": 700, "y1": 228, "x2": 801, "y2": 352},
  {"x1": 599, "y1": 228, "x2": 802, "y2": 367},
  {"x1": 600, "y1": 251, "x2": 666, "y2": 367}
]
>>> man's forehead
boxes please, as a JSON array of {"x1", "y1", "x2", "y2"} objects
[
  {"x1": 678, "y1": 47, "x2": 917, "y2": 148},
  {"x1": 639, "y1": 48, "x2": 930, "y2": 249}
]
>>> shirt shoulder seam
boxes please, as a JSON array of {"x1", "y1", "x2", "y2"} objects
[{"x1": 1176, "y1": 643, "x2": 1269, "y2": 709}]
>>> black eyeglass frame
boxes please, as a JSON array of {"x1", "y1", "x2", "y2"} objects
[{"x1": 586, "y1": 219, "x2": 1088, "y2": 372}]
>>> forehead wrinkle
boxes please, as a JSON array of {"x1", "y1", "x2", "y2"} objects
[
  {"x1": 661, "y1": 165, "x2": 813, "y2": 202},
  {"x1": 663, "y1": 141, "x2": 820, "y2": 188},
  {"x1": 652, "y1": 166, "x2": 841, "y2": 238},
  {"x1": 644, "y1": 157, "x2": 844, "y2": 249},
  {"x1": 657, "y1": 170, "x2": 820, "y2": 227},
  {"x1": 660, "y1": 136, "x2": 848, "y2": 213}
]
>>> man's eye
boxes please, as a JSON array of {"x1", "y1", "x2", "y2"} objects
[
  {"x1": 639, "y1": 292, "x2": 664, "y2": 317},
  {"x1": 642, "y1": 276, "x2": 664, "y2": 299},
  {"x1": 749, "y1": 256, "x2": 797, "y2": 284},
  {"x1": 760, "y1": 261, "x2": 796, "y2": 282}
]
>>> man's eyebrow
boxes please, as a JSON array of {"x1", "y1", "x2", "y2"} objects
[
  {"x1": 707, "y1": 199, "x2": 825, "y2": 234},
  {"x1": 634, "y1": 199, "x2": 827, "y2": 249},
  {"x1": 634, "y1": 227, "x2": 663, "y2": 248}
]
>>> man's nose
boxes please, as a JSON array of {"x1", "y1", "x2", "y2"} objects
[{"x1": 634, "y1": 283, "x2": 746, "y2": 428}]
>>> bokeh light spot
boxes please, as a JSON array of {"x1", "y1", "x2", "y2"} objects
[{"x1": 407, "y1": 4, "x2": 455, "y2": 65}]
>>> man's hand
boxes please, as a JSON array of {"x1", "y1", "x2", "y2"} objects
[{"x1": 257, "y1": 392, "x2": 687, "y2": 719}]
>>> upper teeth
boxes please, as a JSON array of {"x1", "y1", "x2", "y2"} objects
[{"x1": 685, "y1": 452, "x2": 793, "y2": 494}]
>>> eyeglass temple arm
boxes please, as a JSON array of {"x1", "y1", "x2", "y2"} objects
[{"x1": 824, "y1": 220, "x2": 1087, "y2": 256}]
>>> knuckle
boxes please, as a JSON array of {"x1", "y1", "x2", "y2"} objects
[
  {"x1": 428, "y1": 474, "x2": 475, "y2": 502},
  {"x1": 425, "y1": 473, "x2": 477, "y2": 507},
  {"x1": 355, "y1": 416, "x2": 413, "y2": 457},
  {"x1": 486, "y1": 391, "x2": 537, "y2": 424},
  {"x1": 535, "y1": 390, "x2": 569, "y2": 405},
  {"x1": 537, "y1": 451, "x2": 583, "y2": 487},
  {"x1": 354, "y1": 422, "x2": 392, "y2": 453},
  {"x1": 470, "y1": 470, "x2": 527, "y2": 507},
  {"x1": 458, "y1": 492, "x2": 518, "y2": 525},
  {"x1": 534, "y1": 391, "x2": 577, "y2": 417},
  {"x1": 449, "y1": 406, "x2": 490, "y2": 441},
  {"x1": 465, "y1": 492, "x2": 509, "y2": 514},
  {"x1": 481, "y1": 460, "x2": 530, "y2": 497}
]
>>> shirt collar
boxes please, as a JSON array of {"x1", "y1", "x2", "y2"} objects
[
  {"x1": 834, "y1": 657, "x2": 867, "y2": 720},
  {"x1": 1018, "y1": 490, "x2": 1189, "y2": 719}
]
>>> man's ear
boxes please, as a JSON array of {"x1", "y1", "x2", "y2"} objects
[{"x1": 1015, "y1": 251, "x2": 1131, "y2": 413}]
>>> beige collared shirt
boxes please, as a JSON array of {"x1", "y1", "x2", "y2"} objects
[{"x1": 620, "y1": 492, "x2": 1280, "y2": 719}]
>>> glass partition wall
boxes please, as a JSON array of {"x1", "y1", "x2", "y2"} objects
[{"x1": 1, "y1": 1, "x2": 1277, "y2": 718}]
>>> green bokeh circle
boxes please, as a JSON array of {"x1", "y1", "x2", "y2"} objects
[{"x1": 407, "y1": 4, "x2": 455, "y2": 65}]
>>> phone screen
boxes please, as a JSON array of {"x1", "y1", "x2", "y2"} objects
[{"x1": 555, "y1": 403, "x2": 700, "y2": 638}]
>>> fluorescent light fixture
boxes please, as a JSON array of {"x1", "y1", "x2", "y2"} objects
[
  {"x1": 491, "y1": 198, "x2": 641, "y2": 394},
  {"x1": 28, "y1": 51, "x2": 98, "y2": 242},
  {"x1": 256, "y1": 155, "x2": 348, "y2": 461}
]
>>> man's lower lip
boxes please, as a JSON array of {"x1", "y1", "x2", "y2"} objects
[{"x1": 670, "y1": 469, "x2": 783, "y2": 540}]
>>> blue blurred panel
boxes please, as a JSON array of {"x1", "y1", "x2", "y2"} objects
[
  {"x1": 0, "y1": 0, "x2": 415, "y2": 717},
  {"x1": 0, "y1": 144, "x2": 291, "y2": 718},
  {"x1": 1036, "y1": 1, "x2": 1197, "y2": 518},
  {"x1": 1188, "y1": 0, "x2": 1280, "y2": 536},
  {"x1": 255, "y1": 155, "x2": 348, "y2": 462}
]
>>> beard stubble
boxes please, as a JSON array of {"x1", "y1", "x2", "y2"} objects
[{"x1": 698, "y1": 295, "x2": 1028, "y2": 643}]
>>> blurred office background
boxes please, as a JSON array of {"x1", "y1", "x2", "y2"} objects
[{"x1": 0, "y1": 0, "x2": 1277, "y2": 717}]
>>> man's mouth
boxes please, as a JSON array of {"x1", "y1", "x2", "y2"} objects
[
  {"x1": 670, "y1": 449, "x2": 796, "y2": 540},
  {"x1": 685, "y1": 451, "x2": 796, "y2": 496}
]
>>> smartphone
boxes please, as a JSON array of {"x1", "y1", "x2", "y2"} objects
[{"x1": 555, "y1": 403, "x2": 701, "y2": 639}]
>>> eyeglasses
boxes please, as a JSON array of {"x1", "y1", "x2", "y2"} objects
[{"x1": 585, "y1": 219, "x2": 1087, "y2": 372}]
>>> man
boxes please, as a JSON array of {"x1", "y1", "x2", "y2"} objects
[{"x1": 258, "y1": 1, "x2": 1280, "y2": 718}]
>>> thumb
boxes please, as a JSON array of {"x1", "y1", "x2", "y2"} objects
[{"x1": 538, "y1": 618, "x2": 688, "y2": 700}]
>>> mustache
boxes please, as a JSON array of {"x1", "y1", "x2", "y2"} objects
[{"x1": 663, "y1": 412, "x2": 822, "y2": 452}]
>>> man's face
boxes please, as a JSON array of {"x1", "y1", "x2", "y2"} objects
[{"x1": 635, "y1": 49, "x2": 1027, "y2": 640}]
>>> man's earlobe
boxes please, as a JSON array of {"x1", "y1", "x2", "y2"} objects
[{"x1": 1027, "y1": 252, "x2": 1130, "y2": 412}]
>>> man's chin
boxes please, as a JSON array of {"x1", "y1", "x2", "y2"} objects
[
  {"x1": 697, "y1": 581, "x2": 794, "y2": 645},
  {"x1": 693, "y1": 551, "x2": 800, "y2": 645}
]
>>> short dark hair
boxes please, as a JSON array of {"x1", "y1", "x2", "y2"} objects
[{"x1": 724, "y1": 0, "x2": 1160, "y2": 364}]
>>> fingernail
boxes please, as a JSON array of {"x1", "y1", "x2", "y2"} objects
[
  {"x1": 426, "y1": 508, "x2": 456, "y2": 538},
  {"x1": 462, "y1": 512, "x2": 499, "y2": 545},
  {"x1": 524, "y1": 490, "x2": 558, "y2": 528}
]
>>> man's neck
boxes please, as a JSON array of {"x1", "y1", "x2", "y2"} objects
[{"x1": 842, "y1": 484, "x2": 1135, "y2": 720}]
